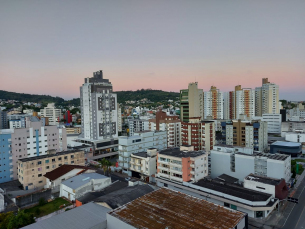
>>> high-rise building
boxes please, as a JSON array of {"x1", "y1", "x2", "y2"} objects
[
  {"x1": 80, "y1": 70, "x2": 118, "y2": 140},
  {"x1": 221, "y1": 119, "x2": 268, "y2": 152},
  {"x1": 149, "y1": 110, "x2": 181, "y2": 148},
  {"x1": 0, "y1": 110, "x2": 8, "y2": 129},
  {"x1": 255, "y1": 78, "x2": 279, "y2": 116},
  {"x1": 224, "y1": 85, "x2": 255, "y2": 120},
  {"x1": 40, "y1": 103, "x2": 61, "y2": 126},
  {"x1": 181, "y1": 117, "x2": 215, "y2": 152},
  {"x1": 203, "y1": 86, "x2": 223, "y2": 119},
  {"x1": 180, "y1": 82, "x2": 203, "y2": 122}
]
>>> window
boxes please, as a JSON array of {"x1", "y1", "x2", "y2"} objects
[
  {"x1": 52, "y1": 159, "x2": 55, "y2": 162},
  {"x1": 38, "y1": 174, "x2": 42, "y2": 177},
  {"x1": 52, "y1": 165, "x2": 56, "y2": 168},
  {"x1": 38, "y1": 161, "x2": 42, "y2": 165},
  {"x1": 71, "y1": 161, "x2": 74, "y2": 164},
  {"x1": 71, "y1": 155, "x2": 74, "y2": 159},
  {"x1": 38, "y1": 181, "x2": 43, "y2": 183},
  {"x1": 58, "y1": 157, "x2": 62, "y2": 161},
  {"x1": 38, "y1": 167, "x2": 42, "y2": 171},
  {"x1": 45, "y1": 160, "x2": 49, "y2": 163},
  {"x1": 224, "y1": 202, "x2": 230, "y2": 208},
  {"x1": 58, "y1": 164, "x2": 62, "y2": 167},
  {"x1": 46, "y1": 166, "x2": 49, "y2": 169}
]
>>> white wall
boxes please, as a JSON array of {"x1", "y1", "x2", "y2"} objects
[{"x1": 243, "y1": 179, "x2": 275, "y2": 197}]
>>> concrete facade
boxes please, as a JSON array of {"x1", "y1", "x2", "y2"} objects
[
  {"x1": 203, "y1": 86, "x2": 223, "y2": 119},
  {"x1": 0, "y1": 130, "x2": 14, "y2": 183},
  {"x1": 18, "y1": 150, "x2": 85, "y2": 190},
  {"x1": 40, "y1": 103, "x2": 61, "y2": 126}
]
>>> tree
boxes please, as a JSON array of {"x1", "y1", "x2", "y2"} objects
[
  {"x1": 100, "y1": 158, "x2": 108, "y2": 175},
  {"x1": 6, "y1": 211, "x2": 35, "y2": 229}
]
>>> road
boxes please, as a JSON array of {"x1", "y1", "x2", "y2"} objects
[{"x1": 282, "y1": 178, "x2": 305, "y2": 229}]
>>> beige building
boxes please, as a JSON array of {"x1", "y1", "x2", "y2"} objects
[
  {"x1": 18, "y1": 150, "x2": 85, "y2": 190},
  {"x1": 65, "y1": 127, "x2": 81, "y2": 135},
  {"x1": 203, "y1": 86, "x2": 223, "y2": 119},
  {"x1": 180, "y1": 82, "x2": 203, "y2": 122},
  {"x1": 130, "y1": 148, "x2": 157, "y2": 182},
  {"x1": 40, "y1": 103, "x2": 62, "y2": 126},
  {"x1": 255, "y1": 78, "x2": 279, "y2": 116}
]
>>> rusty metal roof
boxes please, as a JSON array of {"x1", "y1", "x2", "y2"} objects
[{"x1": 108, "y1": 188, "x2": 246, "y2": 229}]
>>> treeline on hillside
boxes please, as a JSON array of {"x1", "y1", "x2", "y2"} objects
[
  {"x1": 116, "y1": 89, "x2": 179, "y2": 104},
  {"x1": 0, "y1": 90, "x2": 64, "y2": 104}
]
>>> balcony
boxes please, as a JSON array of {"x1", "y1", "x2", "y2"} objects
[
  {"x1": 190, "y1": 164, "x2": 195, "y2": 168},
  {"x1": 170, "y1": 176, "x2": 183, "y2": 182},
  {"x1": 158, "y1": 173, "x2": 170, "y2": 179},
  {"x1": 190, "y1": 170, "x2": 195, "y2": 175}
]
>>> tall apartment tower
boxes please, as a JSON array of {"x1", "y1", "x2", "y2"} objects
[
  {"x1": 0, "y1": 110, "x2": 8, "y2": 129},
  {"x1": 80, "y1": 70, "x2": 118, "y2": 140},
  {"x1": 224, "y1": 85, "x2": 255, "y2": 120},
  {"x1": 203, "y1": 86, "x2": 223, "y2": 119},
  {"x1": 180, "y1": 82, "x2": 203, "y2": 122},
  {"x1": 255, "y1": 78, "x2": 279, "y2": 116}
]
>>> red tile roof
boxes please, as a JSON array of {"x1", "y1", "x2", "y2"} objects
[{"x1": 44, "y1": 165, "x2": 94, "y2": 181}]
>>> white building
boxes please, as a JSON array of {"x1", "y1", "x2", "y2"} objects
[
  {"x1": 128, "y1": 119, "x2": 149, "y2": 136},
  {"x1": 157, "y1": 146, "x2": 209, "y2": 183},
  {"x1": 285, "y1": 132, "x2": 305, "y2": 143},
  {"x1": 118, "y1": 131, "x2": 167, "y2": 176},
  {"x1": 224, "y1": 86, "x2": 255, "y2": 120},
  {"x1": 117, "y1": 105, "x2": 122, "y2": 132},
  {"x1": 79, "y1": 70, "x2": 118, "y2": 141},
  {"x1": 252, "y1": 114, "x2": 282, "y2": 133},
  {"x1": 130, "y1": 148, "x2": 157, "y2": 182},
  {"x1": 40, "y1": 103, "x2": 61, "y2": 125},
  {"x1": 203, "y1": 86, "x2": 223, "y2": 119},
  {"x1": 149, "y1": 110, "x2": 181, "y2": 148},
  {"x1": 210, "y1": 146, "x2": 291, "y2": 182},
  {"x1": 255, "y1": 78, "x2": 279, "y2": 116},
  {"x1": 9, "y1": 119, "x2": 22, "y2": 129},
  {"x1": 60, "y1": 173, "x2": 111, "y2": 201},
  {"x1": 282, "y1": 121, "x2": 305, "y2": 133}
]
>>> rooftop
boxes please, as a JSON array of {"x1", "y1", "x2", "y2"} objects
[
  {"x1": 193, "y1": 179, "x2": 272, "y2": 202},
  {"x1": 132, "y1": 151, "x2": 148, "y2": 158},
  {"x1": 235, "y1": 152, "x2": 290, "y2": 161},
  {"x1": 159, "y1": 147, "x2": 206, "y2": 158},
  {"x1": 94, "y1": 184, "x2": 155, "y2": 209},
  {"x1": 21, "y1": 202, "x2": 110, "y2": 229},
  {"x1": 214, "y1": 174, "x2": 239, "y2": 184},
  {"x1": 62, "y1": 173, "x2": 109, "y2": 190},
  {"x1": 18, "y1": 150, "x2": 83, "y2": 162},
  {"x1": 44, "y1": 165, "x2": 94, "y2": 181},
  {"x1": 271, "y1": 141, "x2": 301, "y2": 147},
  {"x1": 108, "y1": 188, "x2": 246, "y2": 229},
  {"x1": 245, "y1": 174, "x2": 282, "y2": 186}
]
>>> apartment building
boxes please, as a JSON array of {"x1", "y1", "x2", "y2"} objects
[
  {"x1": 255, "y1": 78, "x2": 279, "y2": 116},
  {"x1": 203, "y1": 86, "x2": 223, "y2": 119},
  {"x1": 40, "y1": 103, "x2": 61, "y2": 126},
  {"x1": 118, "y1": 131, "x2": 167, "y2": 176},
  {"x1": 282, "y1": 121, "x2": 305, "y2": 133},
  {"x1": 224, "y1": 85, "x2": 255, "y2": 120},
  {"x1": 65, "y1": 127, "x2": 81, "y2": 135},
  {"x1": 181, "y1": 117, "x2": 215, "y2": 151},
  {"x1": 252, "y1": 114, "x2": 281, "y2": 133},
  {"x1": 18, "y1": 150, "x2": 85, "y2": 190},
  {"x1": 149, "y1": 110, "x2": 181, "y2": 147},
  {"x1": 0, "y1": 110, "x2": 8, "y2": 129},
  {"x1": 128, "y1": 118, "x2": 149, "y2": 136},
  {"x1": 0, "y1": 129, "x2": 14, "y2": 183},
  {"x1": 156, "y1": 146, "x2": 208, "y2": 183},
  {"x1": 117, "y1": 105, "x2": 122, "y2": 132},
  {"x1": 287, "y1": 103, "x2": 305, "y2": 119},
  {"x1": 129, "y1": 148, "x2": 157, "y2": 182},
  {"x1": 210, "y1": 145, "x2": 291, "y2": 182},
  {"x1": 221, "y1": 119, "x2": 268, "y2": 151},
  {"x1": 180, "y1": 82, "x2": 203, "y2": 122}
]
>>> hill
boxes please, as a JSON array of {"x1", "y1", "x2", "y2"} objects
[{"x1": 0, "y1": 89, "x2": 179, "y2": 106}]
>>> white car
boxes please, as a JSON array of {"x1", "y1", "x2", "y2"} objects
[{"x1": 125, "y1": 177, "x2": 131, "y2": 181}]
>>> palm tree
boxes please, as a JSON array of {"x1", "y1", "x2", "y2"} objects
[{"x1": 100, "y1": 158, "x2": 108, "y2": 175}]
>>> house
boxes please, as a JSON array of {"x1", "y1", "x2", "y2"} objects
[
  {"x1": 44, "y1": 165, "x2": 96, "y2": 192},
  {"x1": 60, "y1": 173, "x2": 111, "y2": 201}
]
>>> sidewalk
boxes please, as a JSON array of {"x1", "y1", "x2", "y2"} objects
[{"x1": 249, "y1": 170, "x2": 305, "y2": 229}]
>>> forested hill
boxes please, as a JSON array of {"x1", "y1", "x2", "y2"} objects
[
  {"x1": 0, "y1": 89, "x2": 179, "y2": 106},
  {"x1": 0, "y1": 90, "x2": 65, "y2": 104}
]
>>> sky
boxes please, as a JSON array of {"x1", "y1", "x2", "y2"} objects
[{"x1": 0, "y1": 1, "x2": 304, "y2": 100}]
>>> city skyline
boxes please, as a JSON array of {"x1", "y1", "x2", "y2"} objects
[{"x1": 1, "y1": 1, "x2": 304, "y2": 100}]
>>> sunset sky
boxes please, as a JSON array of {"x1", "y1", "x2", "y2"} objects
[{"x1": 0, "y1": 1, "x2": 304, "y2": 100}]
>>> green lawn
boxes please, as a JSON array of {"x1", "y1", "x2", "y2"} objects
[{"x1": 24, "y1": 198, "x2": 71, "y2": 218}]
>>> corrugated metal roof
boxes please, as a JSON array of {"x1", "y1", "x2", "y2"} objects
[
  {"x1": 21, "y1": 202, "x2": 110, "y2": 229},
  {"x1": 62, "y1": 173, "x2": 109, "y2": 190}
]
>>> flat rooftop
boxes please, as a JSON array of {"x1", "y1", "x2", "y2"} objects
[
  {"x1": 271, "y1": 141, "x2": 301, "y2": 147},
  {"x1": 235, "y1": 152, "x2": 290, "y2": 161},
  {"x1": 245, "y1": 174, "x2": 282, "y2": 186},
  {"x1": 132, "y1": 151, "x2": 148, "y2": 158},
  {"x1": 62, "y1": 173, "x2": 109, "y2": 190},
  {"x1": 159, "y1": 147, "x2": 206, "y2": 158},
  {"x1": 108, "y1": 188, "x2": 245, "y2": 229},
  {"x1": 18, "y1": 150, "x2": 83, "y2": 162},
  {"x1": 214, "y1": 174, "x2": 239, "y2": 184},
  {"x1": 193, "y1": 179, "x2": 272, "y2": 202}
]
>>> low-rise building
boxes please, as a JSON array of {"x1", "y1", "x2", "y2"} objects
[
  {"x1": 18, "y1": 150, "x2": 85, "y2": 190},
  {"x1": 44, "y1": 164, "x2": 96, "y2": 192},
  {"x1": 270, "y1": 141, "x2": 302, "y2": 157},
  {"x1": 128, "y1": 118, "x2": 149, "y2": 136},
  {"x1": 252, "y1": 114, "x2": 282, "y2": 134},
  {"x1": 210, "y1": 146, "x2": 291, "y2": 182},
  {"x1": 65, "y1": 127, "x2": 81, "y2": 135},
  {"x1": 156, "y1": 178, "x2": 278, "y2": 219},
  {"x1": 282, "y1": 121, "x2": 305, "y2": 132},
  {"x1": 60, "y1": 173, "x2": 111, "y2": 201},
  {"x1": 244, "y1": 174, "x2": 288, "y2": 200},
  {"x1": 129, "y1": 148, "x2": 157, "y2": 182},
  {"x1": 157, "y1": 146, "x2": 208, "y2": 183},
  {"x1": 107, "y1": 188, "x2": 247, "y2": 229}
]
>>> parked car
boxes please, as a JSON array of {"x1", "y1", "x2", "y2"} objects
[{"x1": 125, "y1": 177, "x2": 131, "y2": 181}]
